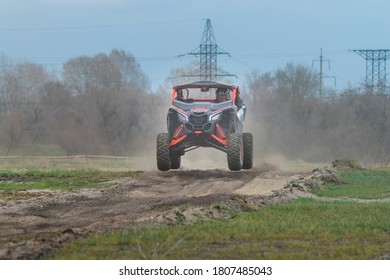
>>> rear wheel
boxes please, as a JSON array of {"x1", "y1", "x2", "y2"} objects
[
  {"x1": 156, "y1": 133, "x2": 171, "y2": 171},
  {"x1": 242, "y1": 132, "x2": 253, "y2": 169},
  {"x1": 227, "y1": 133, "x2": 243, "y2": 171},
  {"x1": 170, "y1": 155, "x2": 181, "y2": 169}
]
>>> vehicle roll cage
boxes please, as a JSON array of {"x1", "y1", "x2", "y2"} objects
[{"x1": 171, "y1": 81, "x2": 241, "y2": 107}]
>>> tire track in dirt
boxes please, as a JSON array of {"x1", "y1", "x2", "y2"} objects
[{"x1": 0, "y1": 168, "x2": 306, "y2": 259}]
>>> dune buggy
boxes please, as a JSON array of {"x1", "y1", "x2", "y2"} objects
[{"x1": 156, "y1": 81, "x2": 253, "y2": 171}]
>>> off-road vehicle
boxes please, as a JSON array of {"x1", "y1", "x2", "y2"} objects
[{"x1": 156, "y1": 81, "x2": 253, "y2": 171}]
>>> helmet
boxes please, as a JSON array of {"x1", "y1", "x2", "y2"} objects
[
  {"x1": 176, "y1": 88, "x2": 184, "y2": 99},
  {"x1": 216, "y1": 88, "x2": 230, "y2": 100}
]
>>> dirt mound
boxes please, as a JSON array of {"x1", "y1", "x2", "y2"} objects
[
  {"x1": 152, "y1": 170, "x2": 319, "y2": 226},
  {"x1": 284, "y1": 165, "x2": 344, "y2": 191},
  {"x1": 152, "y1": 196, "x2": 258, "y2": 225},
  {"x1": 332, "y1": 159, "x2": 363, "y2": 170},
  {"x1": 0, "y1": 228, "x2": 89, "y2": 260}
]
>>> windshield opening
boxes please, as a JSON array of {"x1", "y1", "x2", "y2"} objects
[{"x1": 176, "y1": 87, "x2": 231, "y2": 100}]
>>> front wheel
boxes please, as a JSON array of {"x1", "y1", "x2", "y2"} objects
[
  {"x1": 227, "y1": 133, "x2": 243, "y2": 171},
  {"x1": 156, "y1": 133, "x2": 171, "y2": 171},
  {"x1": 242, "y1": 133, "x2": 253, "y2": 169}
]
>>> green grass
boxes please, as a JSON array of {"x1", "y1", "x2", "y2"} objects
[
  {"x1": 51, "y1": 198, "x2": 390, "y2": 260},
  {"x1": 2, "y1": 166, "x2": 389, "y2": 259},
  {"x1": 0, "y1": 169, "x2": 140, "y2": 199},
  {"x1": 49, "y1": 168, "x2": 390, "y2": 260},
  {"x1": 313, "y1": 169, "x2": 390, "y2": 199},
  {"x1": 0, "y1": 156, "x2": 142, "y2": 171}
]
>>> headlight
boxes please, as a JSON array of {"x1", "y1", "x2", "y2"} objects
[
  {"x1": 178, "y1": 112, "x2": 188, "y2": 122},
  {"x1": 210, "y1": 113, "x2": 221, "y2": 121}
]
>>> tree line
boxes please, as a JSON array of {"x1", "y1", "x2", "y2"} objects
[
  {"x1": 1, "y1": 50, "x2": 389, "y2": 165},
  {"x1": 0, "y1": 49, "x2": 165, "y2": 156},
  {"x1": 246, "y1": 63, "x2": 390, "y2": 166}
]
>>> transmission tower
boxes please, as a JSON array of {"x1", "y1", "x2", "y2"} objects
[
  {"x1": 180, "y1": 19, "x2": 236, "y2": 80},
  {"x1": 353, "y1": 49, "x2": 390, "y2": 94}
]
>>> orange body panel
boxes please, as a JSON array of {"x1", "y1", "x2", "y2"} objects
[
  {"x1": 169, "y1": 135, "x2": 187, "y2": 147},
  {"x1": 211, "y1": 134, "x2": 228, "y2": 146}
]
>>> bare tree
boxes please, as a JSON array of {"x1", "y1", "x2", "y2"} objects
[
  {"x1": 61, "y1": 49, "x2": 151, "y2": 154},
  {"x1": 0, "y1": 61, "x2": 50, "y2": 154}
]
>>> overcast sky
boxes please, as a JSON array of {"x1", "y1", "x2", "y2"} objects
[{"x1": 1, "y1": 0, "x2": 389, "y2": 91}]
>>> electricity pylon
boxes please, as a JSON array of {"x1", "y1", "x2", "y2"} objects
[
  {"x1": 180, "y1": 19, "x2": 236, "y2": 80},
  {"x1": 353, "y1": 49, "x2": 390, "y2": 94}
]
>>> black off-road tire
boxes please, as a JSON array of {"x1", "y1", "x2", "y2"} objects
[
  {"x1": 170, "y1": 156, "x2": 181, "y2": 169},
  {"x1": 156, "y1": 133, "x2": 171, "y2": 171},
  {"x1": 227, "y1": 133, "x2": 243, "y2": 171},
  {"x1": 242, "y1": 132, "x2": 253, "y2": 169}
]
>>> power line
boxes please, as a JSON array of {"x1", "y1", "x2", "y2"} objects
[
  {"x1": 2, "y1": 49, "x2": 353, "y2": 68},
  {"x1": 0, "y1": 19, "x2": 202, "y2": 32}
]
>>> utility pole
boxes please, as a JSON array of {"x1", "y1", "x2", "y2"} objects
[
  {"x1": 312, "y1": 48, "x2": 334, "y2": 98},
  {"x1": 179, "y1": 19, "x2": 236, "y2": 81},
  {"x1": 353, "y1": 49, "x2": 390, "y2": 94},
  {"x1": 319, "y1": 48, "x2": 324, "y2": 97}
]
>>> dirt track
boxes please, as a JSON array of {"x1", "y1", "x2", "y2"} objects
[{"x1": 0, "y1": 167, "x2": 310, "y2": 259}]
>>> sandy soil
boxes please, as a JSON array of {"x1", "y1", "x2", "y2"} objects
[{"x1": 0, "y1": 167, "x2": 311, "y2": 259}]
